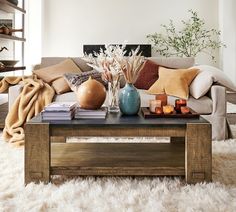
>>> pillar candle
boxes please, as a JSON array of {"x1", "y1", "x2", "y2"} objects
[
  {"x1": 155, "y1": 107, "x2": 163, "y2": 114},
  {"x1": 156, "y1": 94, "x2": 167, "y2": 106},
  {"x1": 163, "y1": 105, "x2": 174, "y2": 114},
  {"x1": 175, "y1": 99, "x2": 187, "y2": 113},
  {"x1": 149, "y1": 100, "x2": 162, "y2": 113}
]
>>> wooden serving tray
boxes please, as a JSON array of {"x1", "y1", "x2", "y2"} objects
[{"x1": 141, "y1": 107, "x2": 200, "y2": 119}]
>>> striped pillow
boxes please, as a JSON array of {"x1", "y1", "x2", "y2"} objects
[{"x1": 64, "y1": 70, "x2": 107, "y2": 92}]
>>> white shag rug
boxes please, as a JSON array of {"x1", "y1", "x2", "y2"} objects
[{"x1": 1, "y1": 132, "x2": 236, "y2": 211}]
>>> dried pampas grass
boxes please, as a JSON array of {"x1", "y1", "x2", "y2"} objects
[{"x1": 84, "y1": 43, "x2": 144, "y2": 84}]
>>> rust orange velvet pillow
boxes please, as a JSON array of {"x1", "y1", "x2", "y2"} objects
[
  {"x1": 147, "y1": 67, "x2": 199, "y2": 99},
  {"x1": 134, "y1": 59, "x2": 159, "y2": 90}
]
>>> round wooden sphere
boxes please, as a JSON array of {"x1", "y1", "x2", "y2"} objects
[{"x1": 76, "y1": 77, "x2": 106, "y2": 110}]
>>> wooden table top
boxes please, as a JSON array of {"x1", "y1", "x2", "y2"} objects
[{"x1": 28, "y1": 111, "x2": 209, "y2": 128}]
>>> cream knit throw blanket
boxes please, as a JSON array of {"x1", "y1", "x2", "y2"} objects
[{"x1": 0, "y1": 76, "x2": 55, "y2": 146}]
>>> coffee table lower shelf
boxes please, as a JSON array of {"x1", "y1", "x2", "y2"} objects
[{"x1": 51, "y1": 143, "x2": 185, "y2": 176}]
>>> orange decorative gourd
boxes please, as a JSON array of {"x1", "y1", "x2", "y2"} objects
[{"x1": 76, "y1": 77, "x2": 106, "y2": 110}]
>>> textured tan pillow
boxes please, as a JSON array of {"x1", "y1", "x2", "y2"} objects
[
  {"x1": 51, "y1": 77, "x2": 71, "y2": 94},
  {"x1": 33, "y1": 59, "x2": 82, "y2": 94},
  {"x1": 147, "y1": 67, "x2": 199, "y2": 99}
]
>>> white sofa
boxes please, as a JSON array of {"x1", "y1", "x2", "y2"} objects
[{"x1": 8, "y1": 57, "x2": 230, "y2": 140}]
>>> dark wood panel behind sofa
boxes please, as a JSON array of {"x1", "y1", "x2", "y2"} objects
[{"x1": 83, "y1": 44, "x2": 152, "y2": 57}]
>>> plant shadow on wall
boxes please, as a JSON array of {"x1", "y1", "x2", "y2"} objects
[{"x1": 147, "y1": 10, "x2": 226, "y2": 62}]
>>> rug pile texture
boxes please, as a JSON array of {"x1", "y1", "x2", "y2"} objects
[{"x1": 1, "y1": 132, "x2": 236, "y2": 211}]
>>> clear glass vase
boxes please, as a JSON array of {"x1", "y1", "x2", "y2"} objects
[{"x1": 108, "y1": 80, "x2": 120, "y2": 113}]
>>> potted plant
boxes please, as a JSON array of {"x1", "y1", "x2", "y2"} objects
[{"x1": 147, "y1": 10, "x2": 225, "y2": 61}]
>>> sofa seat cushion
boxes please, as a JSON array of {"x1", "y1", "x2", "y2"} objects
[
  {"x1": 138, "y1": 89, "x2": 212, "y2": 114},
  {"x1": 53, "y1": 91, "x2": 77, "y2": 102}
]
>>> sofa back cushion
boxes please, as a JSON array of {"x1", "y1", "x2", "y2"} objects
[
  {"x1": 149, "y1": 57, "x2": 195, "y2": 69},
  {"x1": 40, "y1": 57, "x2": 93, "y2": 72},
  {"x1": 72, "y1": 58, "x2": 93, "y2": 72},
  {"x1": 40, "y1": 57, "x2": 67, "y2": 68}
]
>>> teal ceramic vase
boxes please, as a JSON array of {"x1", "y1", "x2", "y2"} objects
[{"x1": 119, "y1": 83, "x2": 140, "y2": 115}]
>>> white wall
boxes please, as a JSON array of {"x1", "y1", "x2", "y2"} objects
[
  {"x1": 24, "y1": 0, "x2": 42, "y2": 73},
  {"x1": 42, "y1": 0, "x2": 219, "y2": 66},
  {"x1": 0, "y1": 10, "x2": 17, "y2": 76},
  {"x1": 0, "y1": 0, "x2": 24, "y2": 76},
  {"x1": 0, "y1": 11, "x2": 14, "y2": 60},
  {"x1": 219, "y1": 0, "x2": 236, "y2": 84},
  {"x1": 0, "y1": 0, "x2": 43, "y2": 75}
]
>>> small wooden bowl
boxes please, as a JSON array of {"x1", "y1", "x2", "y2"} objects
[{"x1": 0, "y1": 60, "x2": 19, "y2": 67}]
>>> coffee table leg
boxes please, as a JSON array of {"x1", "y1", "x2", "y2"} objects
[
  {"x1": 25, "y1": 123, "x2": 50, "y2": 185},
  {"x1": 185, "y1": 123, "x2": 212, "y2": 184}
]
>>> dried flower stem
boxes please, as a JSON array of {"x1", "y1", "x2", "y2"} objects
[{"x1": 84, "y1": 44, "x2": 144, "y2": 85}]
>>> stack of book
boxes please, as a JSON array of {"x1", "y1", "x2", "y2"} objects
[
  {"x1": 41, "y1": 102, "x2": 77, "y2": 120},
  {"x1": 75, "y1": 107, "x2": 107, "y2": 119}
]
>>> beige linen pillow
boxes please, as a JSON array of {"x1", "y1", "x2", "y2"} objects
[
  {"x1": 189, "y1": 71, "x2": 214, "y2": 99},
  {"x1": 147, "y1": 67, "x2": 199, "y2": 99},
  {"x1": 190, "y1": 65, "x2": 236, "y2": 99},
  {"x1": 33, "y1": 59, "x2": 82, "y2": 94}
]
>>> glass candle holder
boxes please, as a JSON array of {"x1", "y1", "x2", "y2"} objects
[
  {"x1": 155, "y1": 107, "x2": 163, "y2": 114},
  {"x1": 108, "y1": 80, "x2": 120, "y2": 113},
  {"x1": 175, "y1": 99, "x2": 187, "y2": 113},
  {"x1": 163, "y1": 105, "x2": 174, "y2": 114},
  {"x1": 181, "y1": 106, "x2": 190, "y2": 114},
  {"x1": 149, "y1": 100, "x2": 161, "y2": 113}
]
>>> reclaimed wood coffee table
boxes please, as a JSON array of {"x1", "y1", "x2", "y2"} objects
[{"x1": 25, "y1": 112, "x2": 212, "y2": 184}]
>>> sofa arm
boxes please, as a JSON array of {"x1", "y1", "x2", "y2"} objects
[
  {"x1": 208, "y1": 85, "x2": 226, "y2": 116},
  {"x1": 203, "y1": 85, "x2": 228, "y2": 140},
  {"x1": 8, "y1": 84, "x2": 24, "y2": 110}
]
